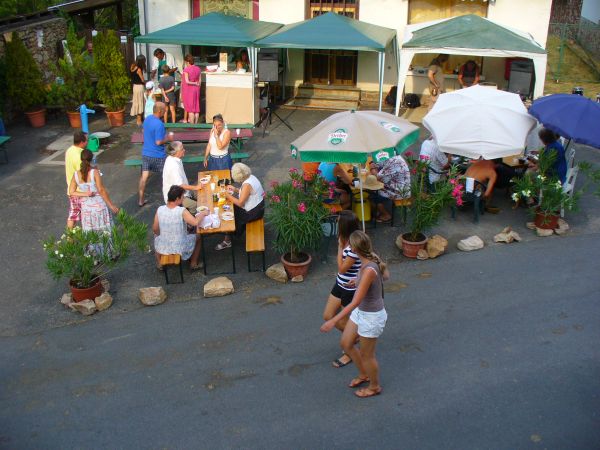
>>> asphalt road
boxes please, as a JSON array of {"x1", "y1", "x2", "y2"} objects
[{"x1": 2, "y1": 232, "x2": 599, "y2": 449}]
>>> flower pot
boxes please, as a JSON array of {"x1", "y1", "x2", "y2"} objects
[
  {"x1": 70, "y1": 277, "x2": 103, "y2": 303},
  {"x1": 67, "y1": 110, "x2": 82, "y2": 128},
  {"x1": 106, "y1": 109, "x2": 125, "y2": 127},
  {"x1": 281, "y1": 252, "x2": 312, "y2": 279},
  {"x1": 25, "y1": 108, "x2": 46, "y2": 127},
  {"x1": 400, "y1": 232, "x2": 428, "y2": 258},
  {"x1": 534, "y1": 210, "x2": 560, "y2": 230}
]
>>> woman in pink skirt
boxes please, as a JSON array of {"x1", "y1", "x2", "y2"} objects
[{"x1": 182, "y1": 54, "x2": 201, "y2": 124}]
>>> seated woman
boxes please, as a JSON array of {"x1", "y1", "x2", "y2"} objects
[
  {"x1": 203, "y1": 114, "x2": 232, "y2": 171},
  {"x1": 539, "y1": 128, "x2": 567, "y2": 183},
  {"x1": 236, "y1": 49, "x2": 250, "y2": 72},
  {"x1": 216, "y1": 163, "x2": 265, "y2": 250},
  {"x1": 153, "y1": 185, "x2": 209, "y2": 270},
  {"x1": 318, "y1": 162, "x2": 353, "y2": 210}
]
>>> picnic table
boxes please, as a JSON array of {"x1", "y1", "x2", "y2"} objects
[
  {"x1": 196, "y1": 169, "x2": 236, "y2": 274},
  {"x1": 131, "y1": 128, "x2": 253, "y2": 152},
  {"x1": 165, "y1": 123, "x2": 254, "y2": 130}
]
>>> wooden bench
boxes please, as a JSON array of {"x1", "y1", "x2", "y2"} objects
[
  {"x1": 165, "y1": 122, "x2": 254, "y2": 130},
  {"x1": 131, "y1": 128, "x2": 253, "y2": 151},
  {"x1": 391, "y1": 198, "x2": 412, "y2": 227},
  {"x1": 246, "y1": 218, "x2": 265, "y2": 272},
  {"x1": 0, "y1": 136, "x2": 11, "y2": 164},
  {"x1": 124, "y1": 153, "x2": 249, "y2": 170},
  {"x1": 159, "y1": 254, "x2": 183, "y2": 284}
]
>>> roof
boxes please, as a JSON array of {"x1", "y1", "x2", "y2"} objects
[
  {"x1": 403, "y1": 14, "x2": 545, "y2": 54},
  {"x1": 255, "y1": 12, "x2": 396, "y2": 52},
  {"x1": 48, "y1": 0, "x2": 123, "y2": 14},
  {"x1": 134, "y1": 12, "x2": 283, "y2": 47}
]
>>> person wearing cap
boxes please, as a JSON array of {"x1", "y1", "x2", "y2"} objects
[
  {"x1": 144, "y1": 81, "x2": 156, "y2": 119},
  {"x1": 369, "y1": 155, "x2": 411, "y2": 223}
]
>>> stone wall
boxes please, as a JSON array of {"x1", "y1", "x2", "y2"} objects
[
  {"x1": 0, "y1": 16, "x2": 67, "y2": 83},
  {"x1": 578, "y1": 17, "x2": 600, "y2": 60},
  {"x1": 550, "y1": 0, "x2": 583, "y2": 25}
]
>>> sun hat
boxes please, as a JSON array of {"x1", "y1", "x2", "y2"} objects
[
  {"x1": 362, "y1": 174, "x2": 384, "y2": 190},
  {"x1": 145, "y1": 81, "x2": 154, "y2": 90}
]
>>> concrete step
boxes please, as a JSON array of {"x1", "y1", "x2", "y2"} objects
[
  {"x1": 297, "y1": 84, "x2": 361, "y2": 101},
  {"x1": 287, "y1": 96, "x2": 359, "y2": 110},
  {"x1": 283, "y1": 99, "x2": 359, "y2": 111}
]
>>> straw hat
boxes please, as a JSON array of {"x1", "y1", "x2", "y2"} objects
[{"x1": 362, "y1": 174, "x2": 384, "y2": 190}]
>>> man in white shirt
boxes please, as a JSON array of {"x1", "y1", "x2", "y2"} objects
[
  {"x1": 420, "y1": 137, "x2": 450, "y2": 184},
  {"x1": 151, "y1": 48, "x2": 177, "y2": 81},
  {"x1": 162, "y1": 141, "x2": 201, "y2": 212}
]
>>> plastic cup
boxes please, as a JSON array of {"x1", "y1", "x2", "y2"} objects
[
  {"x1": 236, "y1": 128, "x2": 241, "y2": 136},
  {"x1": 210, "y1": 182, "x2": 215, "y2": 191},
  {"x1": 213, "y1": 207, "x2": 219, "y2": 215}
]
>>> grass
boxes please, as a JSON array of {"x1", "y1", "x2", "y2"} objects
[{"x1": 544, "y1": 35, "x2": 600, "y2": 98}]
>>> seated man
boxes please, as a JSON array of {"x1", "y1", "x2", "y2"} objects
[
  {"x1": 420, "y1": 137, "x2": 450, "y2": 184},
  {"x1": 369, "y1": 155, "x2": 411, "y2": 223},
  {"x1": 162, "y1": 141, "x2": 202, "y2": 213},
  {"x1": 464, "y1": 159, "x2": 497, "y2": 205}
]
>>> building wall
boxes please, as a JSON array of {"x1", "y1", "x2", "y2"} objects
[
  {"x1": 550, "y1": 0, "x2": 583, "y2": 24},
  {"x1": 488, "y1": 0, "x2": 552, "y2": 47}
]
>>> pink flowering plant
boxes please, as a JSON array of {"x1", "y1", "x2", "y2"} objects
[
  {"x1": 404, "y1": 152, "x2": 463, "y2": 242},
  {"x1": 266, "y1": 168, "x2": 329, "y2": 263}
]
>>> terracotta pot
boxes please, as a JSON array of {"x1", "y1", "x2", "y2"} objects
[
  {"x1": 67, "y1": 110, "x2": 82, "y2": 128},
  {"x1": 70, "y1": 278, "x2": 103, "y2": 303},
  {"x1": 25, "y1": 108, "x2": 46, "y2": 127},
  {"x1": 106, "y1": 109, "x2": 125, "y2": 127},
  {"x1": 400, "y1": 232, "x2": 428, "y2": 258},
  {"x1": 281, "y1": 252, "x2": 312, "y2": 279},
  {"x1": 534, "y1": 210, "x2": 560, "y2": 230}
]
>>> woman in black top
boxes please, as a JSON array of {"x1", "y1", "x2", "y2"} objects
[{"x1": 130, "y1": 55, "x2": 146, "y2": 126}]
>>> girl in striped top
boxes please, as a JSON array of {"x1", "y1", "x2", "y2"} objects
[{"x1": 322, "y1": 211, "x2": 361, "y2": 368}]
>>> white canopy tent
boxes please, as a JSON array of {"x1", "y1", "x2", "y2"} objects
[{"x1": 394, "y1": 15, "x2": 548, "y2": 116}]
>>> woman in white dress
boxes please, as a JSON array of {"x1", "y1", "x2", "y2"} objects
[{"x1": 153, "y1": 185, "x2": 208, "y2": 270}]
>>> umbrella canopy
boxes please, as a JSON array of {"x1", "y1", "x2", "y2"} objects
[
  {"x1": 291, "y1": 110, "x2": 420, "y2": 164},
  {"x1": 423, "y1": 85, "x2": 537, "y2": 159},
  {"x1": 528, "y1": 94, "x2": 600, "y2": 148}
]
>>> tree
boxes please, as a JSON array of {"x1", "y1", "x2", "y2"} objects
[
  {"x1": 5, "y1": 33, "x2": 46, "y2": 112},
  {"x1": 94, "y1": 30, "x2": 130, "y2": 111}
]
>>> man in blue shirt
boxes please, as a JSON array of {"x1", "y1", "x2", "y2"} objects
[{"x1": 139, "y1": 102, "x2": 169, "y2": 206}]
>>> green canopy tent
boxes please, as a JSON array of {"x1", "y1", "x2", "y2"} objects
[
  {"x1": 396, "y1": 14, "x2": 547, "y2": 115},
  {"x1": 254, "y1": 12, "x2": 397, "y2": 111},
  {"x1": 134, "y1": 12, "x2": 283, "y2": 82}
]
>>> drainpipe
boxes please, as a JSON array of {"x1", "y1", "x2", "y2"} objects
[{"x1": 143, "y1": 0, "x2": 150, "y2": 78}]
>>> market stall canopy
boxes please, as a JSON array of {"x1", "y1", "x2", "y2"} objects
[
  {"x1": 254, "y1": 11, "x2": 395, "y2": 51},
  {"x1": 291, "y1": 110, "x2": 419, "y2": 164},
  {"x1": 134, "y1": 12, "x2": 283, "y2": 47},
  {"x1": 423, "y1": 85, "x2": 536, "y2": 159},
  {"x1": 395, "y1": 14, "x2": 548, "y2": 115}
]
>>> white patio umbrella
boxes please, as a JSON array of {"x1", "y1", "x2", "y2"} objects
[
  {"x1": 423, "y1": 85, "x2": 537, "y2": 159},
  {"x1": 291, "y1": 110, "x2": 420, "y2": 230}
]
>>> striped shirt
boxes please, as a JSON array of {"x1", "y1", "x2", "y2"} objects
[{"x1": 336, "y1": 246, "x2": 361, "y2": 291}]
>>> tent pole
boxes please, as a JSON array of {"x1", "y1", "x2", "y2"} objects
[
  {"x1": 360, "y1": 181, "x2": 365, "y2": 232},
  {"x1": 378, "y1": 52, "x2": 385, "y2": 111}
]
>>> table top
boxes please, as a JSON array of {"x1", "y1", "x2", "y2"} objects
[
  {"x1": 196, "y1": 169, "x2": 236, "y2": 235},
  {"x1": 502, "y1": 153, "x2": 527, "y2": 168}
]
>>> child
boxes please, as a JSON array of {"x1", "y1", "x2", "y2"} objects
[
  {"x1": 321, "y1": 230, "x2": 389, "y2": 398},
  {"x1": 159, "y1": 65, "x2": 176, "y2": 123},
  {"x1": 144, "y1": 81, "x2": 155, "y2": 120}
]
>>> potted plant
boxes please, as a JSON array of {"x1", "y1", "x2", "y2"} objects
[
  {"x1": 5, "y1": 33, "x2": 47, "y2": 127},
  {"x1": 43, "y1": 210, "x2": 148, "y2": 302},
  {"x1": 266, "y1": 168, "x2": 330, "y2": 278},
  {"x1": 50, "y1": 24, "x2": 94, "y2": 128},
  {"x1": 511, "y1": 149, "x2": 578, "y2": 229},
  {"x1": 94, "y1": 30, "x2": 131, "y2": 127},
  {"x1": 400, "y1": 153, "x2": 463, "y2": 258}
]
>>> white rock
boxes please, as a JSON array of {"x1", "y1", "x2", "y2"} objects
[
  {"x1": 416, "y1": 249, "x2": 429, "y2": 260},
  {"x1": 536, "y1": 227, "x2": 554, "y2": 237},
  {"x1": 426, "y1": 235, "x2": 447, "y2": 258},
  {"x1": 526, "y1": 222, "x2": 536, "y2": 230},
  {"x1": 555, "y1": 218, "x2": 570, "y2": 235},
  {"x1": 291, "y1": 275, "x2": 304, "y2": 283},
  {"x1": 70, "y1": 299, "x2": 97, "y2": 316},
  {"x1": 138, "y1": 287, "x2": 167, "y2": 306},
  {"x1": 457, "y1": 235, "x2": 484, "y2": 251},
  {"x1": 204, "y1": 277, "x2": 234, "y2": 297},
  {"x1": 60, "y1": 293, "x2": 73, "y2": 307},
  {"x1": 266, "y1": 263, "x2": 288, "y2": 283},
  {"x1": 394, "y1": 234, "x2": 404, "y2": 251},
  {"x1": 94, "y1": 292, "x2": 113, "y2": 311},
  {"x1": 509, "y1": 231, "x2": 522, "y2": 242}
]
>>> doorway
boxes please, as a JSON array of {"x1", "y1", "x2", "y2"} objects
[{"x1": 305, "y1": 49, "x2": 357, "y2": 86}]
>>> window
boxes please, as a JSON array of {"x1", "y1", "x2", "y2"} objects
[
  {"x1": 408, "y1": 0, "x2": 488, "y2": 24},
  {"x1": 306, "y1": 0, "x2": 359, "y2": 19}
]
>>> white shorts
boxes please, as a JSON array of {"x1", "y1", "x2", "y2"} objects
[{"x1": 350, "y1": 308, "x2": 387, "y2": 338}]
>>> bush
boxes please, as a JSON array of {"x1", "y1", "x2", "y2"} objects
[
  {"x1": 5, "y1": 33, "x2": 46, "y2": 112},
  {"x1": 50, "y1": 24, "x2": 94, "y2": 111},
  {"x1": 94, "y1": 30, "x2": 131, "y2": 111}
]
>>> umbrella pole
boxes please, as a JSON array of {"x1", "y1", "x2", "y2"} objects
[{"x1": 360, "y1": 178, "x2": 365, "y2": 232}]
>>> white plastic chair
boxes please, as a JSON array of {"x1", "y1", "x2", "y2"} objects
[
  {"x1": 567, "y1": 147, "x2": 576, "y2": 169},
  {"x1": 561, "y1": 165, "x2": 579, "y2": 217}
]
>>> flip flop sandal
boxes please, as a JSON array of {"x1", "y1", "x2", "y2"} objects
[
  {"x1": 215, "y1": 241, "x2": 232, "y2": 251},
  {"x1": 348, "y1": 377, "x2": 370, "y2": 388},
  {"x1": 190, "y1": 263, "x2": 203, "y2": 271},
  {"x1": 355, "y1": 387, "x2": 382, "y2": 398},
  {"x1": 332, "y1": 355, "x2": 352, "y2": 368},
  {"x1": 138, "y1": 200, "x2": 148, "y2": 207},
  {"x1": 376, "y1": 217, "x2": 392, "y2": 223}
]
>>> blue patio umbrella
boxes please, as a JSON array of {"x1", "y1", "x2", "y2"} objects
[{"x1": 528, "y1": 94, "x2": 600, "y2": 148}]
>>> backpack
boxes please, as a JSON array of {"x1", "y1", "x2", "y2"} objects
[
  {"x1": 404, "y1": 94, "x2": 420, "y2": 109},
  {"x1": 385, "y1": 86, "x2": 397, "y2": 106}
]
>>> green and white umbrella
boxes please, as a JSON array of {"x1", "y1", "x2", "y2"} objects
[
  {"x1": 290, "y1": 110, "x2": 420, "y2": 230},
  {"x1": 291, "y1": 110, "x2": 419, "y2": 164}
]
